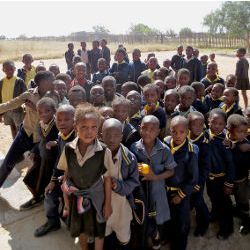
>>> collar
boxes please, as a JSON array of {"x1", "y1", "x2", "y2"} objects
[
  {"x1": 137, "y1": 138, "x2": 165, "y2": 155},
  {"x1": 188, "y1": 131, "x2": 204, "y2": 143},
  {"x1": 130, "y1": 111, "x2": 142, "y2": 119},
  {"x1": 205, "y1": 74, "x2": 221, "y2": 83},
  {"x1": 210, "y1": 95, "x2": 223, "y2": 101},
  {"x1": 59, "y1": 129, "x2": 75, "y2": 141},
  {"x1": 69, "y1": 137, "x2": 103, "y2": 152},
  {"x1": 208, "y1": 129, "x2": 224, "y2": 140},
  {"x1": 4, "y1": 76, "x2": 16, "y2": 81},
  {"x1": 226, "y1": 131, "x2": 239, "y2": 144},
  {"x1": 40, "y1": 117, "x2": 55, "y2": 137},
  {"x1": 144, "y1": 102, "x2": 160, "y2": 114},
  {"x1": 221, "y1": 102, "x2": 235, "y2": 113},
  {"x1": 118, "y1": 60, "x2": 126, "y2": 65},
  {"x1": 170, "y1": 138, "x2": 186, "y2": 154}
]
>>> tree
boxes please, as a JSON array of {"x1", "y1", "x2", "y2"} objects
[
  {"x1": 92, "y1": 25, "x2": 110, "y2": 34},
  {"x1": 129, "y1": 23, "x2": 162, "y2": 36},
  {"x1": 166, "y1": 29, "x2": 177, "y2": 38},
  {"x1": 203, "y1": 1, "x2": 250, "y2": 51},
  {"x1": 179, "y1": 27, "x2": 193, "y2": 38}
]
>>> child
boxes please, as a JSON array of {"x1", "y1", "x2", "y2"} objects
[
  {"x1": 0, "y1": 60, "x2": 27, "y2": 138},
  {"x1": 71, "y1": 62, "x2": 94, "y2": 101},
  {"x1": 65, "y1": 43, "x2": 75, "y2": 70},
  {"x1": 92, "y1": 58, "x2": 109, "y2": 84},
  {"x1": 176, "y1": 68, "x2": 190, "y2": 89},
  {"x1": 193, "y1": 48, "x2": 199, "y2": 59},
  {"x1": 131, "y1": 115, "x2": 176, "y2": 249},
  {"x1": 128, "y1": 48, "x2": 147, "y2": 83},
  {"x1": 90, "y1": 85, "x2": 105, "y2": 107},
  {"x1": 164, "y1": 115, "x2": 198, "y2": 250},
  {"x1": 53, "y1": 80, "x2": 69, "y2": 105},
  {"x1": 235, "y1": 47, "x2": 249, "y2": 108},
  {"x1": 89, "y1": 40, "x2": 101, "y2": 74},
  {"x1": 0, "y1": 71, "x2": 55, "y2": 187},
  {"x1": 163, "y1": 89, "x2": 179, "y2": 137},
  {"x1": 34, "y1": 104, "x2": 76, "y2": 237},
  {"x1": 68, "y1": 85, "x2": 87, "y2": 108},
  {"x1": 99, "y1": 106, "x2": 114, "y2": 120},
  {"x1": 100, "y1": 39, "x2": 111, "y2": 68},
  {"x1": 153, "y1": 67, "x2": 169, "y2": 82},
  {"x1": 191, "y1": 82, "x2": 207, "y2": 114},
  {"x1": 22, "y1": 97, "x2": 59, "y2": 210},
  {"x1": 141, "y1": 57, "x2": 158, "y2": 83},
  {"x1": 220, "y1": 87, "x2": 243, "y2": 119},
  {"x1": 164, "y1": 76, "x2": 176, "y2": 90},
  {"x1": 163, "y1": 59, "x2": 174, "y2": 77},
  {"x1": 207, "y1": 108, "x2": 235, "y2": 239},
  {"x1": 227, "y1": 114, "x2": 250, "y2": 234},
  {"x1": 137, "y1": 75, "x2": 151, "y2": 106},
  {"x1": 109, "y1": 48, "x2": 130, "y2": 93},
  {"x1": 244, "y1": 107, "x2": 250, "y2": 140},
  {"x1": 126, "y1": 90, "x2": 143, "y2": 131},
  {"x1": 171, "y1": 45, "x2": 184, "y2": 72},
  {"x1": 102, "y1": 118, "x2": 140, "y2": 249},
  {"x1": 201, "y1": 62, "x2": 224, "y2": 93},
  {"x1": 175, "y1": 86, "x2": 196, "y2": 117},
  {"x1": 188, "y1": 112, "x2": 210, "y2": 236},
  {"x1": 200, "y1": 54, "x2": 209, "y2": 79},
  {"x1": 203, "y1": 83, "x2": 224, "y2": 112},
  {"x1": 66, "y1": 55, "x2": 82, "y2": 79},
  {"x1": 209, "y1": 53, "x2": 216, "y2": 63},
  {"x1": 154, "y1": 79, "x2": 165, "y2": 105},
  {"x1": 77, "y1": 41, "x2": 90, "y2": 79},
  {"x1": 49, "y1": 64, "x2": 60, "y2": 77},
  {"x1": 142, "y1": 84, "x2": 166, "y2": 131},
  {"x1": 112, "y1": 97, "x2": 140, "y2": 148},
  {"x1": 17, "y1": 53, "x2": 36, "y2": 87},
  {"x1": 56, "y1": 73, "x2": 72, "y2": 93},
  {"x1": 121, "y1": 81, "x2": 138, "y2": 98},
  {"x1": 57, "y1": 104, "x2": 112, "y2": 249},
  {"x1": 102, "y1": 76, "x2": 121, "y2": 107},
  {"x1": 225, "y1": 74, "x2": 237, "y2": 88}
]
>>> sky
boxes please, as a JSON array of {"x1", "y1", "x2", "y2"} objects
[{"x1": 0, "y1": 1, "x2": 223, "y2": 38}]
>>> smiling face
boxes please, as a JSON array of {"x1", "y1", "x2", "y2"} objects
[
  {"x1": 178, "y1": 73, "x2": 190, "y2": 87},
  {"x1": 112, "y1": 103, "x2": 129, "y2": 123},
  {"x1": 144, "y1": 88, "x2": 158, "y2": 106},
  {"x1": 209, "y1": 114, "x2": 225, "y2": 135},
  {"x1": 3, "y1": 64, "x2": 15, "y2": 78},
  {"x1": 37, "y1": 104, "x2": 55, "y2": 124},
  {"x1": 229, "y1": 125, "x2": 248, "y2": 142},
  {"x1": 222, "y1": 89, "x2": 236, "y2": 106},
  {"x1": 56, "y1": 111, "x2": 74, "y2": 135}
]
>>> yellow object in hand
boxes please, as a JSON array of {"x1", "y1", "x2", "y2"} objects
[{"x1": 138, "y1": 163, "x2": 150, "y2": 175}]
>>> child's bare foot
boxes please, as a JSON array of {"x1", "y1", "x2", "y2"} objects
[{"x1": 62, "y1": 207, "x2": 69, "y2": 217}]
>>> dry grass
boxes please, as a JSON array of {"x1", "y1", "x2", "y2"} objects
[{"x1": 0, "y1": 40, "x2": 238, "y2": 63}]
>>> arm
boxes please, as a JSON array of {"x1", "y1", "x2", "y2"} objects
[
  {"x1": 103, "y1": 176, "x2": 112, "y2": 220},
  {"x1": 223, "y1": 147, "x2": 235, "y2": 189}
]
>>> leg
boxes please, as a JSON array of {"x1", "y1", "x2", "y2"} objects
[
  {"x1": 241, "y1": 90, "x2": 248, "y2": 108},
  {"x1": 0, "y1": 125, "x2": 34, "y2": 187},
  {"x1": 94, "y1": 237, "x2": 104, "y2": 250},
  {"x1": 10, "y1": 124, "x2": 18, "y2": 139},
  {"x1": 79, "y1": 233, "x2": 89, "y2": 250}
]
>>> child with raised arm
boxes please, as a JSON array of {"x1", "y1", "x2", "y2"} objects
[{"x1": 58, "y1": 104, "x2": 112, "y2": 250}]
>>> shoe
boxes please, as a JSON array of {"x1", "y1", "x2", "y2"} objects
[
  {"x1": 34, "y1": 222, "x2": 61, "y2": 237},
  {"x1": 20, "y1": 197, "x2": 42, "y2": 211},
  {"x1": 240, "y1": 225, "x2": 250, "y2": 235},
  {"x1": 152, "y1": 233, "x2": 161, "y2": 250}
]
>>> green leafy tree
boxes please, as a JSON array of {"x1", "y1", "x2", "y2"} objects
[
  {"x1": 166, "y1": 29, "x2": 177, "y2": 38},
  {"x1": 92, "y1": 25, "x2": 110, "y2": 34},
  {"x1": 203, "y1": 1, "x2": 250, "y2": 51},
  {"x1": 129, "y1": 23, "x2": 162, "y2": 36},
  {"x1": 179, "y1": 27, "x2": 193, "y2": 38}
]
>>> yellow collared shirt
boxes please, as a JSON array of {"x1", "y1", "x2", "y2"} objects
[
  {"x1": 170, "y1": 138, "x2": 186, "y2": 154},
  {"x1": 1, "y1": 76, "x2": 16, "y2": 103},
  {"x1": 25, "y1": 66, "x2": 36, "y2": 86}
]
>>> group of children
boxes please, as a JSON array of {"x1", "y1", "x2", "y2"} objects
[{"x1": 0, "y1": 42, "x2": 249, "y2": 250}]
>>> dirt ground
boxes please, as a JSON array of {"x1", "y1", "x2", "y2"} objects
[{"x1": 0, "y1": 51, "x2": 250, "y2": 249}]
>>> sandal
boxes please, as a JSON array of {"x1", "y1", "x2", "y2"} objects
[{"x1": 20, "y1": 197, "x2": 42, "y2": 211}]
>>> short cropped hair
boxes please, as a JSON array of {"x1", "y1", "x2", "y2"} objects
[
  {"x1": 171, "y1": 115, "x2": 188, "y2": 129},
  {"x1": 34, "y1": 71, "x2": 55, "y2": 86},
  {"x1": 237, "y1": 48, "x2": 246, "y2": 55},
  {"x1": 143, "y1": 83, "x2": 159, "y2": 94},
  {"x1": 68, "y1": 85, "x2": 86, "y2": 101},
  {"x1": 178, "y1": 85, "x2": 195, "y2": 97},
  {"x1": 56, "y1": 104, "x2": 75, "y2": 117},
  {"x1": 188, "y1": 111, "x2": 205, "y2": 122},
  {"x1": 102, "y1": 76, "x2": 116, "y2": 86},
  {"x1": 112, "y1": 97, "x2": 130, "y2": 108},
  {"x1": 209, "y1": 108, "x2": 226, "y2": 122},
  {"x1": 2, "y1": 60, "x2": 15, "y2": 68},
  {"x1": 36, "y1": 97, "x2": 57, "y2": 111},
  {"x1": 141, "y1": 115, "x2": 160, "y2": 128},
  {"x1": 176, "y1": 68, "x2": 190, "y2": 80},
  {"x1": 227, "y1": 114, "x2": 248, "y2": 130}
]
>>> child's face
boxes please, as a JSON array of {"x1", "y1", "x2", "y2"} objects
[
  {"x1": 196, "y1": 87, "x2": 205, "y2": 100},
  {"x1": 144, "y1": 89, "x2": 158, "y2": 105},
  {"x1": 209, "y1": 54, "x2": 215, "y2": 61},
  {"x1": 22, "y1": 56, "x2": 33, "y2": 67},
  {"x1": 113, "y1": 104, "x2": 129, "y2": 123},
  {"x1": 164, "y1": 94, "x2": 179, "y2": 113},
  {"x1": 207, "y1": 65, "x2": 217, "y2": 76},
  {"x1": 186, "y1": 47, "x2": 193, "y2": 58},
  {"x1": 189, "y1": 117, "x2": 204, "y2": 137},
  {"x1": 103, "y1": 81, "x2": 115, "y2": 99},
  {"x1": 76, "y1": 114, "x2": 99, "y2": 145},
  {"x1": 170, "y1": 124, "x2": 188, "y2": 146},
  {"x1": 222, "y1": 89, "x2": 235, "y2": 105},
  {"x1": 211, "y1": 85, "x2": 223, "y2": 100},
  {"x1": 229, "y1": 125, "x2": 248, "y2": 142},
  {"x1": 132, "y1": 52, "x2": 141, "y2": 61},
  {"x1": 153, "y1": 71, "x2": 165, "y2": 81},
  {"x1": 177, "y1": 47, "x2": 183, "y2": 55},
  {"x1": 116, "y1": 52, "x2": 125, "y2": 63},
  {"x1": 178, "y1": 74, "x2": 190, "y2": 87},
  {"x1": 81, "y1": 42, "x2": 86, "y2": 49},
  {"x1": 226, "y1": 77, "x2": 236, "y2": 88},
  {"x1": 102, "y1": 126, "x2": 122, "y2": 152},
  {"x1": 54, "y1": 83, "x2": 67, "y2": 100},
  {"x1": 126, "y1": 93, "x2": 141, "y2": 116},
  {"x1": 244, "y1": 110, "x2": 250, "y2": 126},
  {"x1": 3, "y1": 64, "x2": 15, "y2": 78},
  {"x1": 180, "y1": 92, "x2": 194, "y2": 110},
  {"x1": 98, "y1": 61, "x2": 106, "y2": 72},
  {"x1": 92, "y1": 42, "x2": 98, "y2": 49},
  {"x1": 68, "y1": 44, "x2": 74, "y2": 50},
  {"x1": 165, "y1": 79, "x2": 176, "y2": 90},
  {"x1": 68, "y1": 92, "x2": 85, "y2": 108},
  {"x1": 90, "y1": 87, "x2": 104, "y2": 105},
  {"x1": 56, "y1": 112, "x2": 74, "y2": 135},
  {"x1": 148, "y1": 59, "x2": 157, "y2": 70},
  {"x1": 100, "y1": 107, "x2": 113, "y2": 120},
  {"x1": 155, "y1": 82, "x2": 165, "y2": 97},
  {"x1": 49, "y1": 66, "x2": 60, "y2": 76},
  {"x1": 38, "y1": 80, "x2": 54, "y2": 96},
  {"x1": 37, "y1": 105, "x2": 55, "y2": 124},
  {"x1": 140, "y1": 122, "x2": 160, "y2": 145},
  {"x1": 121, "y1": 85, "x2": 132, "y2": 97},
  {"x1": 74, "y1": 65, "x2": 86, "y2": 80},
  {"x1": 163, "y1": 60, "x2": 171, "y2": 68},
  {"x1": 209, "y1": 114, "x2": 225, "y2": 135}
]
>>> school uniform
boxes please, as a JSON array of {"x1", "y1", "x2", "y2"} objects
[
  {"x1": 105, "y1": 144, "x2": 140, "y2": 244},
  {"x1": 171, "y1": 54, "x2": 185, "y2": 72},
  {"x1": 206, "y1": 130, "x2": 235, "y2": 237},
  {"x1": 231, "y1": 138, "x2": 250, "y2": 230},
  {"x1": 235, "y1": 57, "x2": 250, "y2": 90},
  {"x1": 141, "y1": 69, "x2": 155, "y2": 83},
  {"x1": 183, "y1": 57, "x2": 202, "y2": 82},
  {"x1": 201, "y1": 74, "x2": 224, "y2": 90},
  {"x1": 77, "y1": 49, "x2": 91, "y2": 79},
  {"x1": 162, "y1": 111, "x2": 177, "y2": 137},
  {"x1": 192, "y1": 98, "x2": 207, "y2": 114},
  {"x1": 100, "y1": 46, "x2": 111, "y2": 68},
  {"x1": 189, "y1": 131, "x2": 210, "y2": 235},
  {"x1": 164, "y1": 137, "x2": 198, "y2": 250},
  {"x1": 174, "y1": 104, "x2": 196, "y2": 118},
  {"x1": 128, "y1": 111, "x2": 144, "y2": 132},
  {"x1": 89, "y1": 48, "x2": 102, "y2": 74},
  {"x1": 92, "y1": 70, "x2": 109, "y2": 84},
  {"x1": 201, "y1": 63, "x2": 208, "y2": 79},
  {"x1": 130, "y1": 138, "x2": 177, "y2": 244},
  {"x1": 122, "y1": 121, "x2": 141, "y2": 149},
  {"x1": 128, "y1": 60, "x2": 147, "y2": 83},
  {"x1": 64, "y1": 50, "x2": 75, "y2": 70},
  {"x1": 203, "y1": 94, "x2": 223, "y2": 112},
  {"x1": 23, "y1": 118, "x2": 59, "y2": 197},
  {"x1": 57, "y1": 137, "x2": 114, "y2": 237},
  {"x1": 17, "y1": 65, "x2": 36, "y2": 87},
  {"x1": 0, "y1": 76, "x2": 27, "y2": 127},
  {"x1": 219, "y1": 102, "x2": 243, "y2": 120}
]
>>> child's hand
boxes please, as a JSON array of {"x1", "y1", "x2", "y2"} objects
[
  {"x1": 142, "y1": 169, "x2": 158, "y2": 181},
  {"x1": 28, "y1": 152, "x2": 36, "y2": 161},
  {"x1": 171, "y1": 195, "x2": 182, "y2": 205},
  {"x1": 45, "y1": 182, "x2": 56, "y2": 195},
  {"x1": 239, "y1": 143, "x2": 250, "y2": 152},
  {"x1": 111, "y1": 178, "x2": 118, "y2": 190},
  {"x1": 46, "y1": 141, "x2": 57, "y2": 150},
  {"x1": 147, "y1": 103, "x2": 156, "y2": 114},
  {"x1": 25, "y1": 100, "x2": 36, "y2": 111},
  {"x1": 223, "y1": 186, "x2": 233, "y2": 196},
  {"x1": 103, "y1": 203, "x2": 112, "y2": 220},
  {"x1": 223, "y1": 138, "x2": 233, "y2": 149}
]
